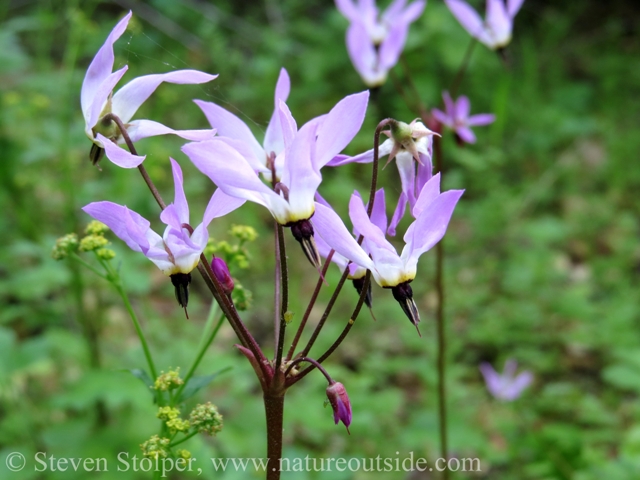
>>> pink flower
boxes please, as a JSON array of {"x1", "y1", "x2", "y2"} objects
[
  {"x1": 480, "y1": 359, "x2": 533, "y2": 401},
  {"x1": 432, "y1": 92, "x2": 495, "y2": 144},
  {"x1": 336, "y1": 0, "x2": 425, "y2": 86},
  {"x1": 81, "y1": 12, "x2": 217, "y2": 168}
]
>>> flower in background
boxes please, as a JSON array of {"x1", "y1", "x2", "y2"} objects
[
  {"x1": 83, "y1": 159, "x2": 243, "y2": 311},
  {"x1": 194, "y1": 68, "x2": 291, "y2": 181},
  {"x1": 327, "y1": 119, "x2": 437, "y2": 236},
  {"x1": 82, "y1": 11, "x2": 217, "y2": 168},
  {"x1": 336, "y1": 0, "x2": 425, "y2": 86},
  {"x1": 183, "y1": 91, "x2": 369, "y2": 269},
  {"x1": 312, "y1": 175, "x2": 463, "y2": 332},
  {"x1": 480, "y1": 359, "x2": 533, "y2": 401},
  {"x1": 444, "y1": 0, "x2": 524, "y2": 50},
  {"x1": 432, "y1": 92, "x2": 495, "y2": 145},
  {"x1": 326, "y1": 381, "x2": 352, "y2": 433}
]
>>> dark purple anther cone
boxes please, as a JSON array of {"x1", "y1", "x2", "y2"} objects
[
  {"x1": 289, "y1": 219, "x2": 321, "y2": 269},
  {"x1": 390, "y1": 281, "x2": 421, "y2": 334},
  {"x1": 352, "y1": 277, "x2": 372, "y2": 308},
  {"x1": 211, "y1": 257, "x2": 234, "y2": 295},
  {"x1": 170, "y1": 273, "x2": 192, "y2": 309},
  {"x1": 89, "y1": 143, "x2": 105, "y2": 166}
]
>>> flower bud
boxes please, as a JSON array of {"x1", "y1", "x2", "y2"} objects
[
  {"x1": 326, "y1": 381, "x2": 352, "y2": 433},
  {"x1": 211, "y1": 257, "x2": 234, "y2": 295},
  {"x1": 189, "y1": 402, "x2": 224, "y2": 436}
]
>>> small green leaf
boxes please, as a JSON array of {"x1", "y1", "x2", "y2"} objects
[
  {"x1": 125, "y1": 368, "x2": 154, "y2": 391},
  {"x1": 178, "y1": 367, "x2": 231, "y2": 403}
]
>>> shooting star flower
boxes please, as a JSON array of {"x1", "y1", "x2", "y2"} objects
[
  {"x1": 480, "y1": 359, "x2": 533, "y2": 401},
  {"x1": 445, "y1": 0, "x2": 524, "y2": 50},
  {"x1": 82, "y1": 159, "x2": 243, "y2": 311},
  {"x1": 337, "y1": 0, "x2": 426, "y2": 86},
  {"x1": 81, "y1": 11, "x2": 217, "y2": 168},
  {"x1": 432, "y1": 91, "x2": 495, "y2": 145},
  {"x1": 183, "y1": 91, "x2": 369, "y2": 269},
  {"x1": 327, "y1": 119, "x2": 437, "y2": 235},
  {"x1": 312, "y1": 175, "x2": 463, "y2": 332}
]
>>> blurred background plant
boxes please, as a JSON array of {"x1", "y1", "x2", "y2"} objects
[{"x1": 0, "y1": 0, "x2": 639, "y2": 479}]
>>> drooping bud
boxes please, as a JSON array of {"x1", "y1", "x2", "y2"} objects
[
  {"x1": 351, "y1": 277, "x2": 372, "y2": 309},
  {"x1": 290, "y1": 219, "x2": 322, "y2": 269},
  {"x1": 390, "y1": 281, "x2": 421, "y2": 336},
  {"x1": 170, "y1": 273, "x2": 192, "y2": 313},
  {"x1": 211, "y1": 257, "x2": 234, "y2": 295},
  {"x1": 326, "y1": 381, "x2": 352, "y2": 434}
]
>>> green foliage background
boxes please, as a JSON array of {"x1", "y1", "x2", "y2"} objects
[{"x1": 0, "y1": 0, "x2": 639, "y2": 478}]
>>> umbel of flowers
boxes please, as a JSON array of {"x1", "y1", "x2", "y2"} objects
[{"x1": 65, "y1": 5, "x2": 519, "y2": 479}]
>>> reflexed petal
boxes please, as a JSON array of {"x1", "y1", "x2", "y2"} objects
[
  {"x1": 466, "y1": 113, "x2": 496, "y2": 126},
  {"x1": 170, "y1": 158, "x2": 189, "y2": 224},
  {"x1": 349, "y1": 192, "x2": 397, "y2": 255},
  {"x1": 214, "y1": 137, "x2": 269, "y2": 173},
  {"x1": 383, "y1": 0, "x2": 408, "y2": 22},
  {"x1": 125, "y1": 119, "x2": 216, "y2": 143},
  {"x1": 456, "y1": 126, "x2": 476, "y2": 143},
  {"x1": 399, "y1": 0, "x2": 426, "y2": 24},
  {"x1": 403, "y1": 189, "x2": 464, "y2": 270},
  {"x1": 282, "y1": 121, "x2": 321, "y2": 219},
  {"x1": 277, "y1": 100, "x2": 298, "y2": 151},
  {"x1": 431, "y1": 108, "x2": 452, "y2": 127},
  {"x1": 369, "y1": 188, "x2": 388, "y2": 234},
  {"x1": 264, "y1": 68, "x2": 291, "y2": 156},
  {"x1": 486, "y1": 0, "x2": 512, "y2": 44},
  {"x1": 335, "y1": 0, "x2": 360, "y2": 22},
  {"x1": 82, "y1": 201, "x2": 148, "y2": 253},
  {"x1": 503, "y1": 372, "x2": 533, "y2": 400},
  {"x1": 416, "y1": 151, "x2": 433, "y2": 195},
  {"x1": 96, "y1": 133, "x2": 145, "y2": 168},
  {"x1": 159, "y1": 204, "x2": 183, "y2": 231},
  {"x1": 507, "y1": 0, "x2": 525, "y2": 18},
  {"x1": 86, "y1": 66, "x2": 128, "y2": 131},
  {"x1": 412, "y1": 173, "x2": 441, "y2": 219},
  {"x1": 81, "y1": 12, "x2": 132, "y2": 118},
  {"x1": 182, "y1": 139, "x2": 285, "y2": 212},
  {"x1": 112, "y1": 70, "x2": 218, "y2": 124},
  {"x1": 193, "y1": 99, "x2": 264, "y2": 164},
  {"x1": 378, "y1": 24, "x2": 408, "y2": 71},
  {"x1": 346, "y1": 22, "x2": 384, "y2": 86},
  {"x1": 442, "y1": 91, "x2": 456, "y2": 118},
  {"x1": 395, "y1": 152, "x2": 417, "y2": 209},
  {"x1": 455, "y1": 95, "x2": 471, "y2": 120},
  {"x1": 388, "y1": 191, "x2": 408, "y2": 237},
  {"x1": 479, "y1": 363, "x2": 502, "y2": 396},
  {"x1": 203, "y1": 189, "x2": 247, "y2": 226},
  {"x1": 314, "y1": 91, "x2": 369, "y2": 169},
  {"x1": 445, "y1": 0, "x2": 485, "y2": 39},
  {"x1": 312, "y1": 202, "x2": 375, "y2": 272}
]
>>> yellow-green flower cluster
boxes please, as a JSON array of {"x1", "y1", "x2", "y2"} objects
[
  {"x1": 79, "y1": 234, "x2": 109, "y2": 252},
  {"x1": 153, "y1": 368, "x2": 184, "y2": 391},
  {"x1": 176, "y1": 449, "x2": 191, "y2": 460},
  {"x1": 189, "y1": 402, "x2": 223, "y2": 436},
  {"x1": 140, "y1": 435, "x2": 170, "y2": 459},
  {"x1": 229, "y1": 224, "x2": 258, "y2": 243},
  {"x1": 85, "y1": 220, "x2": 110, "y2": 236},
  {"x1": 52, "y1": 233, "x2": 79, "y2": 260}
]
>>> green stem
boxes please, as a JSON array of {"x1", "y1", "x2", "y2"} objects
[
  {"x1": 170, "y1": 430, "x2": 199, "y2": 448},
  {"x1": 172, "y1": 311, "x2": 226, "y2": 405}
]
